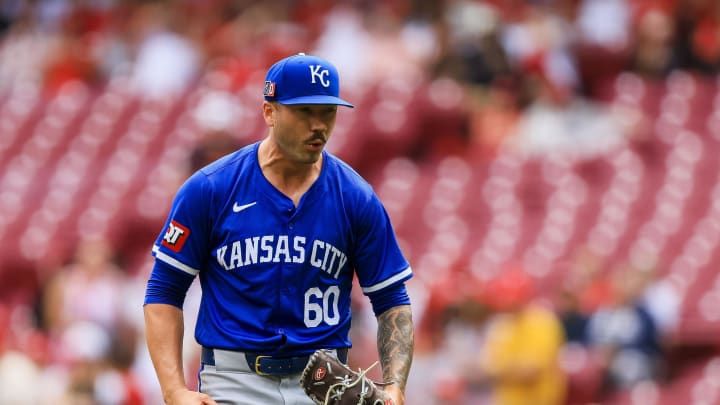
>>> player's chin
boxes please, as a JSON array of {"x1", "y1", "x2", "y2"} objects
[{"x1": 296, "y1": 150, "x2": 322, "y2": 164}]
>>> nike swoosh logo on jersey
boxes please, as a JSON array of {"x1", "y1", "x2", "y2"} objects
[{"x1": 233, "y1": 202, "x2": 257, "y2": 212}]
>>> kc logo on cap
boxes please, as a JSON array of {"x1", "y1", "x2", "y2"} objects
[
  {"x1": 308, "y1": 65, "x2": 330, "y2": 88},
  {"x1": 262, "y1": 53, "x2": 354, "y2": 108}
]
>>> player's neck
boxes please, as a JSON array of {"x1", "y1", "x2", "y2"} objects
[{"x1": 258, "y1": 139, "x2": 322, "y2": 205}]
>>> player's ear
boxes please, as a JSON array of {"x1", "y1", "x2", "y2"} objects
[{"x1": 262, "y1": 101, "x2": 276, "y2": 127}]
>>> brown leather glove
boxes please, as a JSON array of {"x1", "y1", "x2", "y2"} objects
[{"x1": 300, "y1": 349, "x2": 393, "y2": 405}]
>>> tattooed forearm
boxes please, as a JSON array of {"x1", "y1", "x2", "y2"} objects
[{"x1": 377, "y1": 304, "x2": 414, "y2": 391}]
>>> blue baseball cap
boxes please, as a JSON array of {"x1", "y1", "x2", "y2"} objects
[{"x1": 263, "y1": 53, "x2": 354, "y2": 108}]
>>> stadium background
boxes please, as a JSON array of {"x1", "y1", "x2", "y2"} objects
[{"x1": 1, "y1": 0, "x2": 720, "y2": 404}]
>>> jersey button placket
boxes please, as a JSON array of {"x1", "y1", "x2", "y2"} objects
[{"x1": 287, "y1": 206, "x2": 297, "y2": 231}]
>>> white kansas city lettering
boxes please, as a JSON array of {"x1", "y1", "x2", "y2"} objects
[{"x1": 216, "y1": 235, "x2": 347, "y2": 278}]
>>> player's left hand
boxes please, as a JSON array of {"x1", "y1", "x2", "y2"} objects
[
  {"x1": 383, "y1": 383, "x2": 404, "y2": 405},
  {"x1": 300, "y1": 350, "x2": 398, "y2": 404}
]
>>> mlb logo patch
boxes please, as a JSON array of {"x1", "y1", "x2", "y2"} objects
[
  {"x1": 162, "y1": 220, "x2": 190, "y2": 252},
  {"x1": 264, "y1": 81, "x2": 276, "y2": 97}
]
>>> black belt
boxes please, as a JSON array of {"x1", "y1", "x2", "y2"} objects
[{"x1": 201, "y1": 347, "x2": 348, "y2": 376}]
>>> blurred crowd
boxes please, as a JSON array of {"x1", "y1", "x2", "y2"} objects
[
  {"x1": 412, "y1": 245, "x2": 683, "y2": 404},
  {"x1": 3, "y1": 0, "x2": 720, "y2": 159},
  {"x1": 1, "y1": 0, "x2": 719, "y2": 404}
]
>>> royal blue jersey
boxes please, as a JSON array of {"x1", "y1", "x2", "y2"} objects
[{"x1": 147, "y1": 142, "x2": 412, "y2": 355}]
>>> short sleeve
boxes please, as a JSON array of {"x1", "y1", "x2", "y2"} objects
[
  {"x1": 152, "y1": 171, "x2": 214, "y2": 276},
  {"x1": 352, "y1": 192, "x2": 412, "y2": 295}
]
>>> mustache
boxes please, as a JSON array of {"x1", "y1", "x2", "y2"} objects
[{"x1": 307, "y1": 132, "x2": 326, "y2": 142}]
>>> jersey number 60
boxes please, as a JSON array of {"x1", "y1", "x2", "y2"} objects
[{"x1": 304, "y1": 286, "x2": 340, "y2": 327}]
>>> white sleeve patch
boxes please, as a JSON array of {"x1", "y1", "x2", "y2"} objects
[
  {"x1": 153, "y1": 245, "x2": 200, "y2": 276},
  {"x1": 361, "y1": 267, "x2": 413, "y2": 294}
]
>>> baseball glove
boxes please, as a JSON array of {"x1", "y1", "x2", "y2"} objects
[{"x1": 300, "y1": 349, "x2": 393, "y2": 405}]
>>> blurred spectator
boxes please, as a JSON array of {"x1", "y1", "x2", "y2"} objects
[
  {"x1": 467, "y1": 75, "x2": 525, "y2": 156},
  {"x1": 470, "y1": 270, "x2": 567, "y2": 405},
  {"x1": 188, "y1": 87, "x2": 250, "y2": 172},
  {"x1": 640, "y1": 271, "x2": 681, "y2": 343},
  {"x1": 510, "y1": 77, "x2": 628, "y2": 157},
  {"x1": 623, "y1": 256, "x2": 681, "y2": 345},
  {"x1": 555, "y1": 288, "x2": 589, "y2": 346},
  {"x1": 0, "y1": 0, "x2": 25, "y2": 34},
  {"x1": 425, "y1": 300, "x2": 492, "y2": 404},
  {"x1": 585, "y1": 263, "x2": 665, "y2": 395},
  {"x1": 306, "y1": 3, "x2": 369, "y2": 88},
  {"x1": 36, "y1": 237, "x2": 145, "y2": 404},
  {"x1": 499, "y1": 3, "x2": 580, "y2": 100},
  {"x1": 573, "y1": 0, "x2": 632, "y2": 96},
  {"x1": 313, "y1": 2, "x2": 434, "y2": 90},
  {"x1": 439, "y1": 296, "x2": 492, "y2": 403},
  {"x1": 94, "y1": 322, "x2": 145, "y2": 405},
  {"x1": 360, "y1": 3, "x2": 434, "y2": 84},
  {"x1": 552, "y1": 247, "x2": 611, "y2": 404},
  {"x1": 675, "y1": 0, "x2": 720, "y2": 73},
  {"x1": 201, "y1": 2, "x2": 311, "y2": 92},
  {"x1": 40, "y1": 238, "x2": 128, "y2": 338},
  {"x1": 627, "y1": 7, "x2": 678, "y2": 78},
  {"x1": 42, "y1": 7, "x2": 105, "y2": 94},
  {"x1": 560, "y1": 245, "x2": 613, "y2": 326},
  {"x1": 0, "y1": 5, "x2": 53, "y2": 90},
  {"x1": 576, "y1": 0, "x2": 631, "y2": 50},
  {"x1": 409, "y1": 273, "x2": 492, "y2": 404},
  {"x1": 188, "y1": 129, "x2": 242, "y2": 172},
  {"x1": 432, "y1": 1, "x2": 510, "y2": 85},
  {"x1": 415, "y1": 285, "x2": 454, "y2": 354},
  {"x1": 57, "y1": 320, "x2": 112, "y2": 404},
  {"x1": 0, "y1": 350, "x2": 41, "y2": 404},
  {"x1": 126, "y1": 1, "x2": 200, "y2": 99}
]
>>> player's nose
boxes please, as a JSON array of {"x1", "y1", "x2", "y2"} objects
[{"x1": 308, "y1": 114, "x2": 328, "y2": 131}]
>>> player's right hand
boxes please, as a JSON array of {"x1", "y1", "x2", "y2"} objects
[{"x1": 165, "y1": 388, "x2": 218, "y2": 405}]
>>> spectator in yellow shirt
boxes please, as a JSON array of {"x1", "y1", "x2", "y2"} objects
[{"x1": 475, "y1": 270, "x2": 567, "y2": 405}]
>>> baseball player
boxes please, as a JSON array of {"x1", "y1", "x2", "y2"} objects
[{"x1": 143, "y1": 53, "x2": 414, "y2": 405}]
